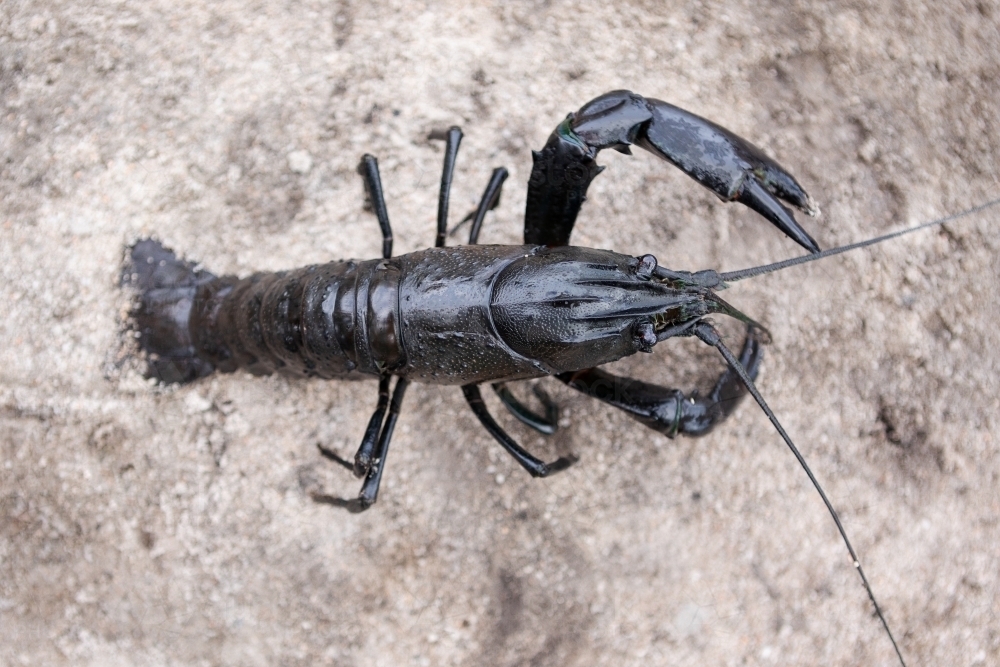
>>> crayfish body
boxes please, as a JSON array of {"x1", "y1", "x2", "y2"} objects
[
  {"x1": 130, "y1": 242, "x2": 737, "y2": 386},
  {"x1": 126, "y1": 90, "x2": 916, "y2": 665},
  {"x1": 128, "y1": 90, "x2": 801, "y2": 494}
]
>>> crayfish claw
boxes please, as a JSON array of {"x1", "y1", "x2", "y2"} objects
[
  {"x1": 737, "y1": 177, "x2": 821, "y2": 254},
  {"x1": 525, "y1": 90, "x2": 821, "y2": 252},
  {"x1": 754, "y1": 157, "x2": 821, "y2": 218},
  {"x1": 637, "y1": 96, "x2": 820, "y2": 252}
]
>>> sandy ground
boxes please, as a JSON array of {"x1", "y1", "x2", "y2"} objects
[{"x1": 2, "y1": 1, "x2": 999, "y2": 665}]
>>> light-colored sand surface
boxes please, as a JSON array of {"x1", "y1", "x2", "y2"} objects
[{"x1": 3, "y1": 2, "x2": 999, "y2": 665}]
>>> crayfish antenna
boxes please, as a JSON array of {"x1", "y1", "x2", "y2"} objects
[
  {"x1": 691, "y1": 321, "x2": 908, "y2": 667},
  {"x1": 718, "y1": 195, "x2": 1000, "y2": 283}
]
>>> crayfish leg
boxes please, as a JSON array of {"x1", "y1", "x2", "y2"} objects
[
  {"x1": 312, "y1": 377, "x2": 410, "y2": 513},
  {"x1": 462, "y1": 384, "x2": 575, "y2": 478},
  {"x1": 491, "y1": 382, "x2": 559, "y2": 436}
]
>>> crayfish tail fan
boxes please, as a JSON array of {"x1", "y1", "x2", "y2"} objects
[{"x1": 123, "y1": 239, "x2": 218, "y2": 384}]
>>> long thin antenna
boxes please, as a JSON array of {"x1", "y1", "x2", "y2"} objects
[
  {"x1": 719, "y1": 196, "x2": 1000, "y2": 283},
  {"x1": 692, "y1": 321, "x2": 908, "y2": 667}
]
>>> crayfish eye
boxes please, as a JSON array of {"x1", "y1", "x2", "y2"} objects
[
  {"x1": 632, "y1": 321, "x2": 657, "y2": 352},
  {"x1": 635, "y1": 254, "x2": 658, "y2": 280}
]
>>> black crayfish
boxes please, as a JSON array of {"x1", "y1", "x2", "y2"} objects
[{"x1": 125, "y1": 90, "x2": 998, "y2": 665}]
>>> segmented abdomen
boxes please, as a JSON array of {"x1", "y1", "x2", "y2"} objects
[
  {"x1": 193, "y1": 260, "x2": 366, "y2": 380},
  {"x1": 128, "y1": 240, "x2": 375, "y2": 383}
]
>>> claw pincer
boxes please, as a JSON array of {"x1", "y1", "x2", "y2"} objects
[{"x1": 526, "y1": 90, "x2": 820, "y2": 252}]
